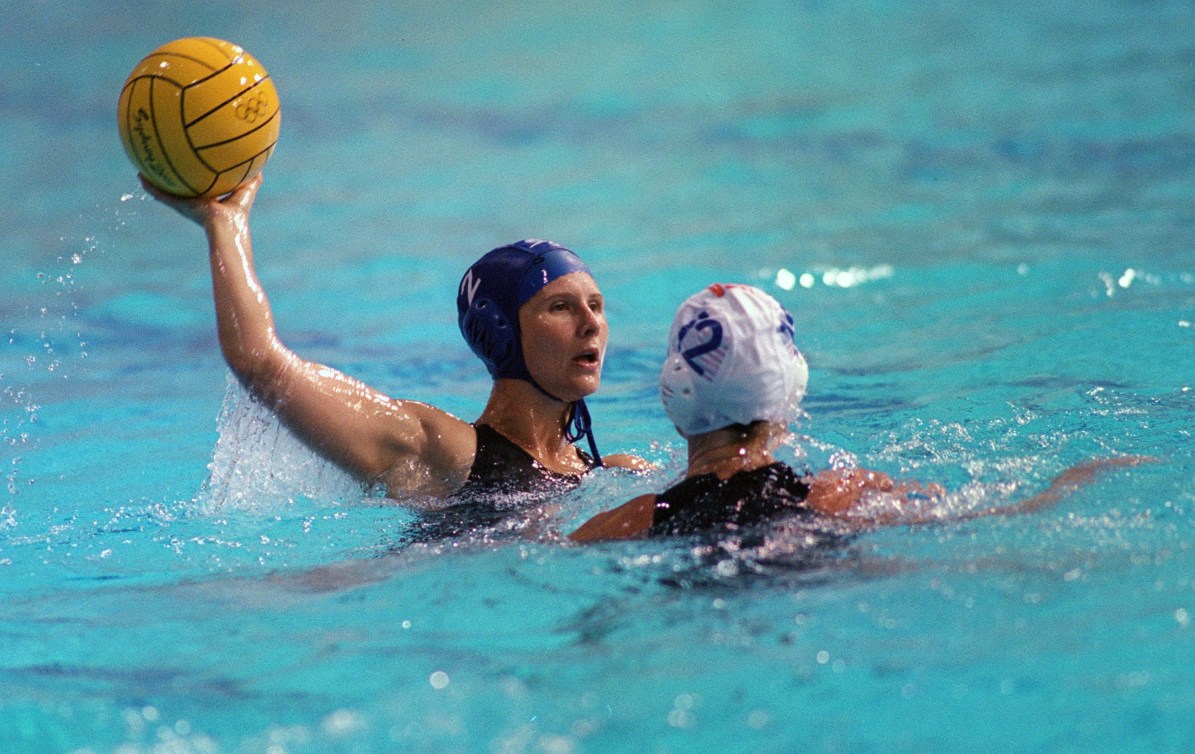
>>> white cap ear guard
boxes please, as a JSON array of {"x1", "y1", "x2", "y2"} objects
[{"x1": 659, "y1": 284, "x2": 808, "y2": 436}]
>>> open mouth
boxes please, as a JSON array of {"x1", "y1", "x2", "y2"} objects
[{"x1": 574, "y1": 350, "x2": 600, "y2": 366}]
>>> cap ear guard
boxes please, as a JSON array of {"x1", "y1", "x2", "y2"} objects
[
  {"x1": 457, "y1": 239, "x2": 590, "y2": 384},
  {"x1": 659, "y1": 352, "x2": 699, "y2": 435},
  {"x1": 460, "y1": 297, "x2": 517, "y2": 376}
]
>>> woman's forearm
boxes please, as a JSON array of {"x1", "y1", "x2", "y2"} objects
[{"x1": 204, "y1": 212, "x2": 285, "y2": 385}]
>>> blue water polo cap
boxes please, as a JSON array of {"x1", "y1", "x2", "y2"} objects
[
  {"x1": 456, "y1": 239, "x2": 602, "y2": 465},
  {"x1": 457, "y1": 239, "x2": 591, "y2": 384}
]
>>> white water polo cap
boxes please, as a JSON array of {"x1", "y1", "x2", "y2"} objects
[{"x1": 659, "y1": 284, "x2": 808, "y2": 436}]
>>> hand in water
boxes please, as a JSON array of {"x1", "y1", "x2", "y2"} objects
[{"x1": 1011, "y1": 454, "x2": 1158, "y2": 515}]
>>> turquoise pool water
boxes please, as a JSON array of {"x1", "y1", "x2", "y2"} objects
[{"x1": 3, "y1": 1, "x2": 1193, "y2": 752}]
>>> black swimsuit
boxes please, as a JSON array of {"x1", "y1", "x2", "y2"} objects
[
  {"x1": 649, "y1": 462, "x2": 815, "y2": 538},
  {"x1": 455, "y1": 424, "x2": 596, "y2": 497},
  {"x1": 408, "y1": 424, "x2": 596, "y2": 542}
]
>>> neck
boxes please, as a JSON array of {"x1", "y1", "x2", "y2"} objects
[
  {"x1": 685, "y1": 422, "x2": 785, "y2": 480},
  {"x1": 478, "y1": 379, "x2": 586, "y2": 473}
]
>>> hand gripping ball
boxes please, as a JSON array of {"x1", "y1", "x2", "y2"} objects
[{"x1": 118, "y1": 37, "x2": 281, "y2": 198}]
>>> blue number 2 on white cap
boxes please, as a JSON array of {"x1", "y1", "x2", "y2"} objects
[
  {"x1": 778, "y1": 310, "x2": 795, "y2": 344},
  {"x1": 678, "y1": 311, "x2": 723, "y2": 377}
]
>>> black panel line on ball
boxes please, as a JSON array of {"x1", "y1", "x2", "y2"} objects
[
  {"x1": 196, "y1": 37, "x2": 244, "y2": 63},
  {"x1": 184, "y1": 92, "x2": 217, "y2": 173},
  {"x1": 141, "y1": 51, "x2": 222, "y2": 74},
  {"x1": 193, "y1": 109, "x2": 279, "y2": 153},
  {"x1": 232, "y1": 158, "x2": 255, "y2": 189},
  {"x1": 181, "y1": 85, "x2": 215, "y2": 173},
  {"x1": 184, "y1": 75, "x2": 272, "y2": 129},
  {"x1": 149, "y1": 79, "x2": 199, "y2": 195},
  {"x1": 183, "y1": 60, "x2": 238, "y2": 95},
  {"x1": 121, "y1": 82, "x2": 141, "y2": 184},
  {"x1": 204, "y1": 140, "x2": 278, "y2": 175},
  {"x1": 121, "y1": 80, "x2": 136, "y2": 150}
]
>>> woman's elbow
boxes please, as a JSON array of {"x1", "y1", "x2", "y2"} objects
[{"x1": 221, "y1": 338, "x2": 294, "y2": 397}]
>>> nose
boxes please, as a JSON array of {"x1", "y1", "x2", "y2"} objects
[{"x1": 578, "y1": 304, "x2": 604, "y2": 336}]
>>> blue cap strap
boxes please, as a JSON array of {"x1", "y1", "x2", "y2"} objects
[{"x1": 564, "y1": 399, "x2": 603, "y2": 468}]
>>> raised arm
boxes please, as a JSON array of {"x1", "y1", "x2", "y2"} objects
[{"x1": 144, "y1": 176, "x2": 476, "y2": 496}]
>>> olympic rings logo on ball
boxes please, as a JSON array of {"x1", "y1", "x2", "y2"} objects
[{"x1": 235, "y1": 94, "x2": 270, "y2": 123}]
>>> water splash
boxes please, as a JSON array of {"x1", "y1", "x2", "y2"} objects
[
  {"x1": 196, "y1": 375, "x2": 364, "y2": 514},
  {"x1": 2, "y1": 224, "x2": 102, "y2": 523}
]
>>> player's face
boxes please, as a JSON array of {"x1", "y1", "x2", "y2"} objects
[{"x1": 518, "y1": 272, "x2": 607, "y2": 403}]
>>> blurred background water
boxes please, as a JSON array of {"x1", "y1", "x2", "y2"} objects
[{"x1": 1, "y1": 1, "x2": 1192, "y2": 752}]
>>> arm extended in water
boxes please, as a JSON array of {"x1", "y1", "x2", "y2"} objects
[
  {"x1": 569, "y1": 455, "x2": 1152, "y2": 541},
  {"x1": 805, "y1": 455, "x2": 1154, "y2": 527},
  {"x1": 144, "y1": 176, "x2": 475, "y2": 496}
]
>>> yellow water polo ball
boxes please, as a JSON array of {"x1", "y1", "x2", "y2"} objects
[{"x1": 117, "y1": 37, "x2": 281, "y2": 198}]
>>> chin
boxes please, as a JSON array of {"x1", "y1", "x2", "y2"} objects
[{"x1": 558, "y1": 376, "x2": 600, "y2": 403}]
